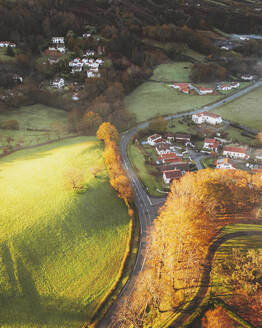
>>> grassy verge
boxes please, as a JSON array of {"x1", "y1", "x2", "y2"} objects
[
  {"x1": 214, "y1": 86, "x2": 262, "y2": 131},
  {"x1": 128, "y1": 142, "x2": 167, "y2": 196},
  {"x1": 0, "y1": 137, "x2": 131, "y2": 328}
]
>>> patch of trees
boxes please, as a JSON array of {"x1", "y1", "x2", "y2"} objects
[
  {"x1": 96, "y1": 122, "x2": 134, "y2": 216},
  {"x1": 112, "y1": 169, "x2": 262, "y2": 327},
  {"x1": 190, "y1": 63, "x2": 228, "y2": 83}
]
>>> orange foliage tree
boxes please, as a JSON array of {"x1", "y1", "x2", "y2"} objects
[
  {"x1": 97, "y1": 122, "x2": 133, "y2": 215},
  {"x1": 202, "y1": 306, "x2": 236, "y2": 328}
]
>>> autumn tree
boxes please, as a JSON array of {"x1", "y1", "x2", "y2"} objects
[
  {"x1": 77, "y1": 111, "x2": 102, "y2": 135},
  {"x1": 202, "y1": 306, "x2": 236, "y2": 328}
]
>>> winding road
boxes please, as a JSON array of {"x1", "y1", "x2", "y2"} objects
[{"x1": 97, "y1": 79, "x2": 262, "y2": 328}]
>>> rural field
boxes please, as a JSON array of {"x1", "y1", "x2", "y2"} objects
[
  {"x1": 0, "y1": 137, "x2": 131, "y2": 328},
  {"x1": 214, "y1": 86, "x2": 262, "y2": 131},
  {"x1": 150, "y1": 62, "x2": 193, "y2": 82},
  {"x1": 0, "y1": 104, "x2": 72, "y2": 154},
  {"x1": 125, "y1": 81, "x2": 221, "y2": 123}
]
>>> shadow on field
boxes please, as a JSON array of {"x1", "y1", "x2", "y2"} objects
[{"x1": 0, "y1": 242, "x2": 87, "y2": 326}]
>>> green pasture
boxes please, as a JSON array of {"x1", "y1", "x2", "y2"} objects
[
  {"x1": 214, "y1": 86, "x2": 262, "y2": 131},
  {"x1": 150, "y1": 62, "x2": 193, "y2": 82},
  {"x1": 125, "y1": 82, "x2": 221, "y2": 123},
  {"x1": 0, "y1": 137, "x2": 130, "y2": 328}
]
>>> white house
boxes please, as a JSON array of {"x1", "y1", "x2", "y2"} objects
[
  {"x1": 217, "y1": 82, "x2": 240, "y2": 91},
  {"x1": 72, "y1": 66, "x2": 83, "y2": 74},
  {"x1": 52, "y1": 37, "x2": 64, "y2": 44},
  {"x1": 203, "y1": 138, "x2": 220, "y2": 152},
  {"x1": 147, "y1": 134, "x2": 162, "y2": 146},
  {"x1": 163, "y1": 169, "x2": 182, "y2": 184},
  {"x1": 57, "y1": 46, "x2": 66, "y2": 53},
  {"x1": 192, "y1": 112, "x2": 222, "y2": 125},
  {"x1": 72, "y1": 93, "x2": 80, "y2": 101},
  {"x1": 84, "y1": 50, "x2": 95, "y2": 57},
  {"x1": 83, "y1": 33, "x2": 91, "y2": 38},
  {"x1": 170, "y1": 83, "x2": 191, "y2": 94},
  {"x1": 0, "y1": 41, "x2": 16, "y2": 48},
  {"x1": 191, "y1": 85, "x2": 213, "y2": 95},
  {"x1": 220, "y1": 46, "x2": 229, "y2": 51},
  {"x1": 223, "y1": 146, "x2": 249, "y2": 160},
  {"x1": 50, "y1": 78, "x2": 64, "y2": 88},
  {"x1": 241, "y1": 74, "x2": 254, "y2": 81},
  {"x1": 216, "y1": 158, "x2": 236, "y2": 169}
]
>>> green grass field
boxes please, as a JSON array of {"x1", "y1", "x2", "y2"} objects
[
  {"x1": 125, "y1": 82, "x2": 221, "y2": 123},
  {"x1": 128, "y1": 143, "x2": 167, "y2": 196},
  {"x1": 0, "y1": 48, "x2": 16, "y2": 62},
  {"x1": 0, "y1": 137, "x2": 130, "y2": 328},
  {"x1": 214, "y1": 86, "x2": 262, "y2": 131},
  {"x1": 0, "y1": 104, "x2": 72, "y2": 153},
  {"x1": 150, "y1": 62, "x2": 193, "y2": 82}
]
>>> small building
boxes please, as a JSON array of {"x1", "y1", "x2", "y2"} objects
[
  {"x1": 50, "y1": 78, "x2": 64, "y2": 89},
  {"x1": 0, "y1": 41, "x2": 16, "y2": 48},
  {"x1": 163, "y1": 169, "x2": 182, "y2": 184},
  {"x1": 83, "y1": 33, "x2": 91, "y2": 38},
  {"x1": 223, "y1": 146, "x2": 249, "y2": 160},
  {"x1": 191, "y1": 85, "x2": 213, "y2": 95},
  {"x1": 52, "y1": 37, "x2": 64, "y2": 44},
  {"x1": 217, "y1": 82, "x2": 240, "y2": 91},
  {"x1": 192, "y1": 112, "x2": 222, "y2": 125},
  {"x1": 175, "y1": 134, "x2": 191, "y2": 143},
  {"x1": 255, "y1": 149, "x2": 262, "y2": 160},
  {"x1": 215, "y1": 158, "x2": 236, "y2": 169},
  {"x1": 241, "y1": 74, "x2": 254, "y2": 81},
  {"x1": 147, "y1": 134, "x2": 162, "y2": 146},
  {"x1": 203, "y1": 138, "x2": 220, "y2": 152},
  {"x1": 155, "y1": 143, "x2": 172, "y2": 155},
  {"x1": 166, "y1": 133, "x2": 175, "y2": 142},
  {"x1": 160, "y1": 162, "x2": 189, "y2": 173},
  {"x1": 158, "y1": 153, "x2": 183, "y2": 165},
  {"x1": 170, "y1": 83, "x2": 191, "y2": 94}
]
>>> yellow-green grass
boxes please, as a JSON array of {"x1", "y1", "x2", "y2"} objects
[
  {"x1": 0, "y1": 48, "x2": 16, "y2": 62},
  {"x1": 0, "y1": 137, "x2": 130, "y2": 328},
  {"x1": 150, "y1": 62, "x2": 193, "y2": 82},
  {"x1": 224, "y1": 126, "x2": 262, "y2": 146},
  {"x1": 218, "y1": 82, "x2": 251, "y2": 95},
  {"x1": 125, "y1": 82, "x2": 222, "y2": 122},
  {"x1": 213, "y1": 86, "x2": 262, "y2": 131},
  {"x1": 128, "y1": 143, "x2": 167, "y2": 196}
]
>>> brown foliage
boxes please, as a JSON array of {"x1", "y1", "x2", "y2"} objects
[{"x1": 202, "y1": 306, "x2": 236, "y2": 328}]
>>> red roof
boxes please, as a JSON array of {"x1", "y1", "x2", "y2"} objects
[
  {"x1": 223, "y1": 146, "x2": 247, "y2": 154},
  {"x1": 175, "y1": 134, "x2": 191, "y2": 140},
  {"x1": 198, "y1": 87, "x2": 213, "y2": 91},
  {"x1": 196, "y1": 112, "x2": 221, "y2": 119},
  {"x1": 149, "y1": 134, "x2": 161, "y2": 140},
  {"x1": 252, "y1": 168, "x2": 262, "y2": 173},
  {"x1": 158, "y1": 153, "x2": 177, "y2": 160},
  {"x1": 163, "y1": 169, "x2": 182, "y2": 180},
  {"x1": 204, "y1": 138, "x2": 216, "y2": 144},
  {"x1": 164, "y1": 158, "x2": 183, "y2": 164},
  {"x1": 45, "y1": 49, "x2": 63, "y2": 57},
  {"x1": 256, "y1": 149, "x2": 262, "y2": 155},
  {"x1": 155, "y1": 138, "x2": 166, "y2": 144},
  {"x1": 173, "y1": 83, "x2": 190, "y2": 93}
]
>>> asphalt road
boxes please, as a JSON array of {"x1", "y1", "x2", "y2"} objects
[{"x1": 96, "y1": 79, "x2": 262, "y2": 328}]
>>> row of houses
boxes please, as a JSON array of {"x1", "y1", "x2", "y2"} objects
[
  {"x1": 69, "y1": 53, "x2": 104, "y2": 77},
  {"x1": 0, "y1": 41, "x2": 16, "y2": 48},
  {"x1": 170, "y1": 83, "x2": 214, "y2": 95}
]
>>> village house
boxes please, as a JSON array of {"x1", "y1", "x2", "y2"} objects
[
  {"x1": 255, "y1": 149, "x2": 262, "y2": 160},
  {"x1": 155, "y1": 143, "x2": 172, "y2": 155},
  {"x1": 83, "y1": 33, "x2": 91, "y2": 38},
  {"x1": 175, "y1": 133, "x2": 191, "y2": 143},
  {"x1": 191, "y1": 85, "x2": 213, "y2": 95},
  {"x1": 252, "y1": 165, "x2": 262, "y2": 174},
  {"x1": 52, "y1": 37, "x2": 64, "y2": 44},
  {"x1": 223, "y1": 146, "x2": 250, "y2": 160},
  {"x1": 203, "y1": 138, "x2": 220, "y2": 152},
  {"x1": 170, "y1": 83, "x2": 191, "y2": 94},
  {"x1": 163, "y1": 169, "x2": 182, "y2": 184},
  {"x1": 0, "y1": 41, "x2": 16, "y2": 48},
  {"x1": 157, "y1": 153, "x2": 183, "y2": 165},
  {"x1": 241, "y1": 74, "x2": 254, "y2": 81},
  {"x1": 215, "y1": 158, "x2": 236, "y2": 169},
  {"x1": 192, "y1": 112, "x2": 222, "y2": 125},
  {"x1": 45, "y1": 49, "x2": 63, "y2": 64},
  {"x1": 50, "y1": 78, "x2": 64, "y2": 89},
  {"x1": 147, "y1": 134, "x2": 162, "y2": 146},
  {"x1": 160, "y1": 162, "x2": 189, "y2": 173},
  {"x1": 166, "y1": 133, "x2": 175, "y2": 142},
  {"x1": 217, "y1": 82, "x2": 240, "y2": 91}
]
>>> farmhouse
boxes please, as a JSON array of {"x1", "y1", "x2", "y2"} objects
[
  {"x1": 160, "y1": 162, "x2": 189, "y2": 173},
  {"x1": 192, "y1": 112, "x2": 222, "y2": 125},
  {"x1": 0, "y1": 41, "x2": 16, "y2": 48},
  {"x1": 255, "y1": 149, "x2": 262, "y2": 160},
  {"x1": 155, "y1": 143, "x2": 172, "y2": 155},
  {"x1": 50, "y1": 78, "x2": 64, "y2": 89},
  {"x1": 166, "y1": 133, "x2": 175, "y2": 142},
  {"x1": 217, "y1": 82, "x2": 240, "y2": 91},
  {"x1": 215, "y1": 158, "x2": 236, "y2": 169},
  {"x1": 191, "y1": 85, "x2": 213, "y2": 95},
  {"x1": 170, "y1": 83, "x2": 191, "y2": 94},
  {"x1": 223, "y1": 146, "x2": 249, "y2": 160},
  {"x1": 175, "y1": 134, "x2": 191, "y2": 143},
  {"x1": 158, "y1": 153, "x2": 183, "y2": 164},
  {"x1": 52, "y1": 37, "x2": 64, "y2": 44},
  {"x1": 203, "y1": 138, "x2": 220, "y2": 152},
  {"x1": 241, "y1": 74, "x2": 254, "y2": 81},
  {"x1": 163, "y1": 169, "x2": 182, "y2": 184},
  {"x1": 147, "y1": 134, "x2": 162, "y2": 146},
  {"x1": 83, "y1": 33, "x2": 91, "y2": 38}
]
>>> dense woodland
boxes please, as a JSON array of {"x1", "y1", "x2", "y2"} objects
[{"x1": 1, "y1": 0, "x2": 262, "y2": 133}]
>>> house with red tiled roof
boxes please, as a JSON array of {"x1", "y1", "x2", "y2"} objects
[
  {"x1": 223, "y1": 146, "x2": 249, "y2": 160},
  {"x1": 170, "y1": 83, "x2": 191, "y2": 94},
  {"x1": 155, "y1": 143, "x2": 172, "y2": 155},
  {"x1": 175, "y1": 134, "x2": 191, "y2": 143},
  {"x1": 217, "y1": 82, "x2": 240, "y2": 91},
  {"x1": 203, "y1": 138, "x2": 220, "y2": 152},
  {"x1": 191, "y1": 85, "x2": 213, "y2": 95},
  {"x1": 163, "y1": 169, "x2": 182, "y2": 184},
  {"x1": 192, "y1": 112, "x2": 222, "y2": 125},
  {"x1": 147, "y1": 134, "x2": 162, "y2": 146}
]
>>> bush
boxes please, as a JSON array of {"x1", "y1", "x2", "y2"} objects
[{"x1": 3, "y1": 120, "x2": 19, "y2": 130}]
